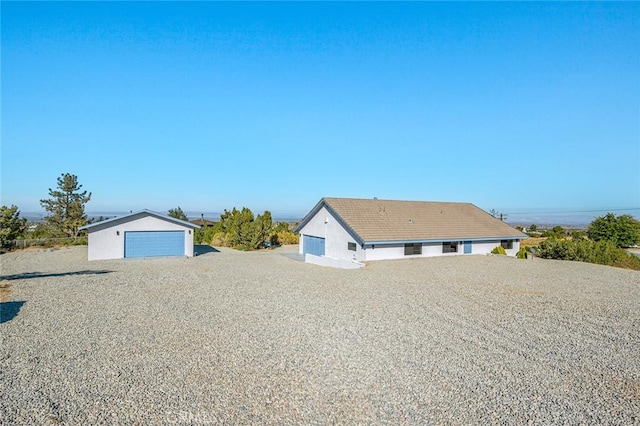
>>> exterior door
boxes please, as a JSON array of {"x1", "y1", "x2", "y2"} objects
[
  {"x1": 303, "y1": 235, "x2": 325, "y2": 256},
  {"x1": 463, "y1": 241, "x2": 472, "y2": 254},
  {"x1": 125, "y1": 231, "x2": 185, "y2": 258}
]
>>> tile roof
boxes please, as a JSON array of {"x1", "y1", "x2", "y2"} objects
[{"x1": 301, "y1": 197, "x2": 526, "y2": 244}]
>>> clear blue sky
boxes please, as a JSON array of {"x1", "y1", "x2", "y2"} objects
[{"x1": 2, "y1": 2, "x2": 639, "y2": 219}]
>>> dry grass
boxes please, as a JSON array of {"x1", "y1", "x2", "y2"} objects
[{"x1": 521, "y1": 237, "x2": 547, "y2": 248}]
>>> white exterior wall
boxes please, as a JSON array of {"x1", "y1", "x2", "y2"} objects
[
  {"x1": 363, "y1": 240, "x2": 520, "y2": 261},
  {"x1": 471, "y1": 240, "x2": 520, "y2": 256},
  {"x1": 87, "y1": 216, "x2": 195, "y2": 261},
  {"x1": 362, "y1": 244, "x2": 405, "y2": 261},
  {"x1": 298, "y1": 206, "x2": 365, "y2": 262},
  {"x1": 361, "y1": 242, "x2": 457, "y2": 261}
]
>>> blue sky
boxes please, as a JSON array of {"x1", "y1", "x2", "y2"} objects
[{"x1": 2, "y1": 2, "x2": 639, "y2": 220}]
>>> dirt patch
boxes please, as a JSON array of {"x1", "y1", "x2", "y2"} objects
[{"x1": 0, "y1": 282, "x2": 11, "y2": 302}]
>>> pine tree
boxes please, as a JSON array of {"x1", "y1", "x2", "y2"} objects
[
  {"x1": 0, "y1": 205, "x2": 27, "y2": 248},
  {"x1": 168, "y1": 206, "x2": 188, "y2": 221},
  {"x1": 40, "y1": 173, "x2": 91, "y2": 239}
]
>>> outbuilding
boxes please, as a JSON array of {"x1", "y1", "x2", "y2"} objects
[
  {"x1": 80, "y1": 210, "x2": 200, "y2": 261},
  {"x1": 295, "y1": 197, "x2": 527, "y2": 266}
]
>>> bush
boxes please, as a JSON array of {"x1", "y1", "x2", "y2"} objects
[
  {"x1": 210, "y1": 231, "x2": 232, "y2": 247},
  {"x1": 570, "y1": 230, "x2": 587, "y2": 241},
  {"x1": 587, "y1": 213, "x2": 640, "y2": 248},
  {"x1": 268, "y1": 222, "x2": 299, "y2": 246},
  {"x1": 212, "y1": 207, "x2": 273, "y2": 250},
  {"x1": 536, "y1": 238, "x2": 640, "y2": 270},
  {"x1": 491, "y1": 245, "x2": 507, "y2": 255},
  {"x1": 194, "y1": 226, "x2": 216, "y2": 245},
  {"x1": 541, "y1": 226, "x2": 566, "y2": 239},
  {"x1": 270, "y1": 230, "x2": 299, "y2": 246},
  {"x1": 516, "y1": 247, "x2": 528, "y2": 259}
]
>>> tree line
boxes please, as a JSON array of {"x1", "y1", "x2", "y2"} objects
[
  {"x1": 167, "y1": 206, "x2": 299, "y2": 250},
  {"x1": 2, "y1": 173, "x2": 300, "y2": 252},
  {"x1": 534, "y1": 213, "x2": 640, "y2": 270}
]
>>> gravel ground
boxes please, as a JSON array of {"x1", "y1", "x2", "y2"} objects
[{"x1": 1, "y1": 245, "x2": 639, "y2": 425}]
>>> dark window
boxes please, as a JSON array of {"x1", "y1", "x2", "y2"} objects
[
  {"x1": 404, "y1": 243, "x2": 422, "y2": 255},
  {"x1": 442, "y1": 242, "x2": 458, "y2": 253},
  {"x1": 348, "y1": 242, "x2": 357, "y2": 251},
  {"x1": 501, "y1": 240, "x2": 513, "y2": 250}
]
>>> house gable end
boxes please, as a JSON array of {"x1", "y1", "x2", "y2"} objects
[
  {"x1": 80, "y1": 210, "x2": 200, "y2": 233},
  {"x1": 296, "y1": 198, "x2": 364, "y2": 246}
]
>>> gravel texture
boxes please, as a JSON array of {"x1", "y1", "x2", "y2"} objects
[{"x1": 1, "y1": 245, "x2": 639, "y2": 425}]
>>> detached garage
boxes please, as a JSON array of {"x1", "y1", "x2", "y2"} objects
[{"x1": 80, "y1": 210, "x2": 200, "y2": 261}]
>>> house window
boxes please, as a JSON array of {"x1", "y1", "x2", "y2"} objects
[
  {"x1": 348, "y1": 242, "x2": 357, "y2": 251},
  {"x1": 404, "y1": 243, "x2": 422, "y2": 255},
  {"x1": 442, "y1": 242, "x2": 458, "y2": 253},
  {"x1": 501, "y1": 240, "x2": 513, "y2": 250}
]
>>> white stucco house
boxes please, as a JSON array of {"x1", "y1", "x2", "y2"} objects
[
  {"x1": 295, "y1": 197, "x2": 527, "y2": 266},
  {"x1": 80, "y1": 210, "x2": 200, "y2": 261}
]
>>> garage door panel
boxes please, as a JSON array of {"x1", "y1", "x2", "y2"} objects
[
  {"x1": 125, "y1": 231, "x2": 185, "y2": 258},
  {"x1": 303, "y1": 235, "x2": 325, "y2": 256}
]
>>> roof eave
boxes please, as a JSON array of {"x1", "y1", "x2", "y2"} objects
[{"x1": 80, "y1": 209, "x2": 200, "y2": 230}]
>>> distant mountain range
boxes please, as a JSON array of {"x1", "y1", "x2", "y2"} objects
[{"x1": 19, "y1": 209, "x2": 638, "y2": 228}]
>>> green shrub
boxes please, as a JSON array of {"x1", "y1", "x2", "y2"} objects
[
  {"x1": 268, "y1": 222, "x2": 299, "y2": 246},
  {"x1": 541, "y1": 226, "x2": 566, "y2": 239},
  {"x1": 588, "y1": 213, "x2": 640, "y2": 248},
  {"x1": 195, "y1": 226, "x2": 216, "y2": 245},
  {"x1": 272, "y1": 230, "x2": 299, "y2": 245},
  {"x1": 210, "y1": 231, "x2": 232, "y2": 247},
  {"x1": 536, "y1": 238, "x2": 640, "y2": 270},
  {"x1": 491, "y1": 245, "x2": 507, "y2": 255},
  {"x1": 516, "y1": 247, "x2": 528, "y2": 259}
]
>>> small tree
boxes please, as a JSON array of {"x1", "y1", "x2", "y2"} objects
[
  {"x1": 40, "y1": 173, "x2": 91, "y2": 239},
  {"x1": 588, "y1": 213, "x2": 640, "y2": 248},
  {"x1": 249, "y1": 210, "x2": 273, "y2": 249},
  {"x1": 213, "y1": 207, "x2": 274, "y2": 250},
  {"x1": 0, "y1": 205, "x2": 27, "y2": 248},
  {"x1": 168, "y1": 206, "x2": 188, "y2": 221},
  {"x1": 215, "y1": 207, "x2": 254, "y2": 248}
]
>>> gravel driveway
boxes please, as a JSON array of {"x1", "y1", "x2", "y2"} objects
[{"x1": 1, "y1": 245, "x2": 639, "y2": 424}]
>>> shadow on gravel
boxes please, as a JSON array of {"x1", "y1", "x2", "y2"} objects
[
  {"x1": 194, "y1": 245, "x2": 220, "y2": 256},
  {"x1": 0, "y1": 270, "x2": 113, "y2": 281},
  {"x1": 1, "y1": 301, "x2": 25, "y2": 324}
]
